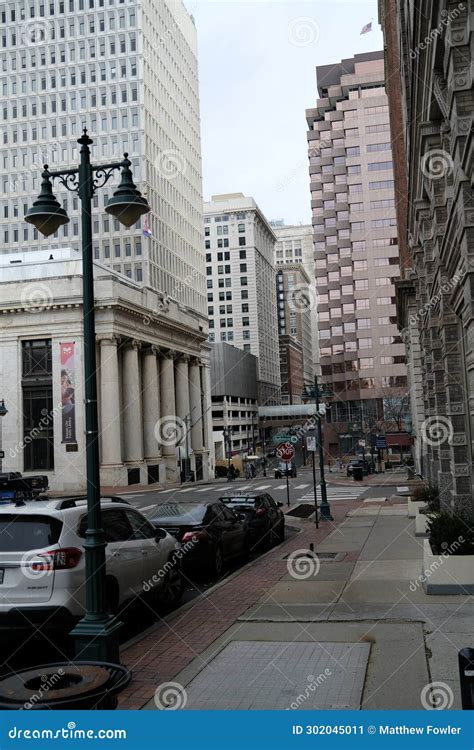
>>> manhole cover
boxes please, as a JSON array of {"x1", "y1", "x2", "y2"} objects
[{"x1": 286, "y1": 503, "x2": 315, "y2": 518}]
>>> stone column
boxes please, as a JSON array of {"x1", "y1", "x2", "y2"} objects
[
  {"x1": 122, "y1": 339, "x2": 143, "y2": 463},
  {"x1": 189, "y1": 358, "x2": 203, "y2": 452},
  {"x1": 175, "y1": 354, "x2": 191, "y2": 456},
  {"x1": 142, "y1": 345, "x2": 160, "y2": 461},
  {"x1": 201, "y1": 363, "x2": 213, "y2": 480},
  {"x1": 159, "y1": 350, "x2": 177, "y2": 459},
  {"x1": 99, "y1": 336, "x2": 122, "y2": 466}
]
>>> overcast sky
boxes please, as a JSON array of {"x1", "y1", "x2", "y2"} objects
[{"x1": 186, "y1": 0, "x2": 384, "y2": 225}]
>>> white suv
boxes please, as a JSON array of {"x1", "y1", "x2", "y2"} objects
[{"x1": 0, "y1": 496, "x2": 184, "y2": 637}]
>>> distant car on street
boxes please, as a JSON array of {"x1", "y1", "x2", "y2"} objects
[
  {"x1": 150, "y1": 501, "x2": 249, "y2": 577},
  {"x1": 0, "y1": 497, "x2": 184, "y2": 639},
  {"x1": 219, "y1": 492, "x2": 285, "y2": 550},
  {"x1": 274, "y1": 461, "x2": 297, "y2": 479},
  {"x1": 346, "y1": 459, "x2": 369, "y2": 477}
]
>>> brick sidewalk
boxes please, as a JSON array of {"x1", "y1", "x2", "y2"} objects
[{"x1": 119, "y1": 498, "x2": 360, "y2": 709}]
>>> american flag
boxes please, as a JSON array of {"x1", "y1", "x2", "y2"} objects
[
  {"x1": 143, "y1": 219, "x2": 152, "y2": 239},
  {"x1": 360, "y1": 21, "x2": 372, "y2": 34}
]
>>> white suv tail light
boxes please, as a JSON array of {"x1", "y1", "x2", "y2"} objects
[{"x1": 32, "y1": 547, "x2": 82, "y2": 571}]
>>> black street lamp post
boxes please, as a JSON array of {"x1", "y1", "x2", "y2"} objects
[
  {"x1": 25, "y1": 130, "x2": 150, "y2": 663},
  {"x1": 0, "y1": 399, "x2": 7, "y2": 473},
  {"x1": 222, "y1": 426, "x2": 233, "y2": 479},
  {"x1": 303, "y1": 376, "x2": 333, "y2": 522}
]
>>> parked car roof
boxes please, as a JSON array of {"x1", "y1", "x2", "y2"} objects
[{"x1": 151, "y1": 503, "x2": 209, "y2": 525}]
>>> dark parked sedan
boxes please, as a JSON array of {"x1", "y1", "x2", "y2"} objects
[
  {"x1": 219, "y1": 492, "x2": 285, "y2": 550},
  {"x1": 150, "y1": 501, "x2": 249, "y2": 577}
]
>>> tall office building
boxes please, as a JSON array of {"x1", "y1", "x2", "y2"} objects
[
  {"x1": 306, "y1": 51, "x2": 408, "y2": 457},
  {"x1": 274, "y1": 223, "x2": 318, "y2": 386},
  {"x1": 204, "y1": 193, "x2": 281, "y2": 405},
  {"x1": 275, "y1": 263, "x2": 313, "y2": 399},
  {"x1": 0, "y1": 0, "x2": 205, "y2": 318},
  {"x1": 0, "y1": 0, "x2": 213, "y2": 489}
]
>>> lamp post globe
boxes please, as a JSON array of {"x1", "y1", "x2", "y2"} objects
[
  {"x1": 25, "y1": 168, "x2": 70, "y2": 237},
  {"x1": 104, "y1": 155, "x2": 150, "y2": 227}
]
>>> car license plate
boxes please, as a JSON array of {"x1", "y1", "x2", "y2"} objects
[{"x1": 0, "y1": 569, "x2": 4, "y2": 584}]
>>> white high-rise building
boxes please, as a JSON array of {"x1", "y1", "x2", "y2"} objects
[
  {"x1": 0, "y1": 0, "x2": 214, "y2": 489},
  {"x1": 204, "y1": 193, "x2": 281, "y2": 405},
  {"x1": 0, "y1": 0, "x2": 205, "y2": 318}
]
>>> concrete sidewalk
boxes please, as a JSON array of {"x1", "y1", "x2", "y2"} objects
[{"x1": 119, "y1": 482, "x2": 472, "y2": 710}]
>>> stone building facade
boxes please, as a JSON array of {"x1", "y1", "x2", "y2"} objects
[
  {"x1": 380, "y1": 0, "x2": 474, "y2": 512},
  {"x1": 0, "y1": 249, "x2": 213, "y2": 491}
]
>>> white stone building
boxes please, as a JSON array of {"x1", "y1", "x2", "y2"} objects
[
  {"x1": 204, "y1": 193, "x2": 281, "y2": 406},
  {"x1": 0, "y1": 249, "x2": 213, "y2": 491}
]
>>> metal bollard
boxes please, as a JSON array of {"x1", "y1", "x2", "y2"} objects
[{"x1": 458, "y1": 648, "x2": 474, "y2": 710}]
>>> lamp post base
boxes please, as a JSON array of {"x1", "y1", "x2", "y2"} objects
[
  {"x1": 71, "y1": 615, "x2": 122, "y2": 663},
  {"x1": 319, "y1": 505, "x2": 334, "y2": 521}
]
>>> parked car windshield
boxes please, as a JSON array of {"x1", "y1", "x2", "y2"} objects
[{"x1": 0, "y1": 515, "x2": 62, "y2": 551}]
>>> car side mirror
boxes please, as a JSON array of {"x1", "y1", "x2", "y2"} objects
[
  {"x1": 277, "y1": 502, "x2": 283, "y2": 507},
  {"x1": 154, "y1": 527, "x2": 167, "y2": 541}
]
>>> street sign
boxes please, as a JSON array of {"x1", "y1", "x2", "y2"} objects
[
  {"x1": 275, "y1": 442, "x2": 295, "y2": 462},
  {"x1": 358, "y1": 439, "x2": 366, "y2": 447},
  {"x1": 0, "y1": 451, "x2": 4, "y2": 459},
  {"x1": 376, "y1": 435, "x2": 388, "y2": 449},
  {"x1": 272, "y1": 434, "x2": 296, "y2": 445},
  {"x1": 306, "y1": 436, "x2": 317, "y2": 452}
]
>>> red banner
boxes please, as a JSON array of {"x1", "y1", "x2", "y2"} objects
[{"x1": 60, "y1": 342, "x2": 76, "y2": 444}]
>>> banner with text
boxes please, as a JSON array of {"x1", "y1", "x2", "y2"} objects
[{"x1": 60, "y1": 342, "x2": 76, "y2": 444}]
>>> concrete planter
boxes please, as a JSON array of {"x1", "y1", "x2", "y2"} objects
[
  {"x1": 422, "y1": 539, "x2": 474, "y2": 595},
  {"x1": 415, "y1": 510, "x2": 429, "y2": 537},
  {"x1": 407, "y1": 496, "x2": 425, "y2": 518}
]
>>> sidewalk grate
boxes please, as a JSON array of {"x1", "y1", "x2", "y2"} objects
[
  {"x1": 281, "y1": 551, "x2": 345, "y2": 562},
  {"x1": 286, "y1": 503, "x2": 315, "y2": 518}
]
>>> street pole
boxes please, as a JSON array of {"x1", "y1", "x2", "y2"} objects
[
  {"x1": 286, "y1": 467, "x2": 290, "y2": 507},
  {"x1": 70, "y1": 133, "x2": 121, "y2": 661},
  {"x1": 262, "y1": 422, "x2": 267, "y2": 477},
  {"x1": 0, "y1": 399, "x2": 7, "y2": 473},
  {"x1": 25, "y1": 129, "x2": 149, "y2": 663},
  {"x1": 315, "y1": 375, "x2": 333, "y2": 522},
  {"x1": 311, "y1": 447, "x2": 319, "y2": 528}
]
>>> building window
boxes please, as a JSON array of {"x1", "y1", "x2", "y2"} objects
[
  {"x1": 238, "y1": 236, "x2": 246, "y2": 246},
  {"x1": 22, "y1": 340, "x2": 54, "y2": 471}
]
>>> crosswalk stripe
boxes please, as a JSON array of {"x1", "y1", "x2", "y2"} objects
[
  {"x1": 294, "y1": 484, "x2": 310, "y2": 490},
  {"x1": 275, "y1": 484, "x2": 286, "y2": 490},
  {"x1": 139, "y1": 504, "x2": 156, "y2": 511},
  {"x1": 195, "y1": 487, "x2": 209, "y2": 493},
  {"x1": 179, "y1": 487, "x2": 198, "y2": 493},
  {"x1": 254, "y1": 485, "x2": 271, "y2": 490}
]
